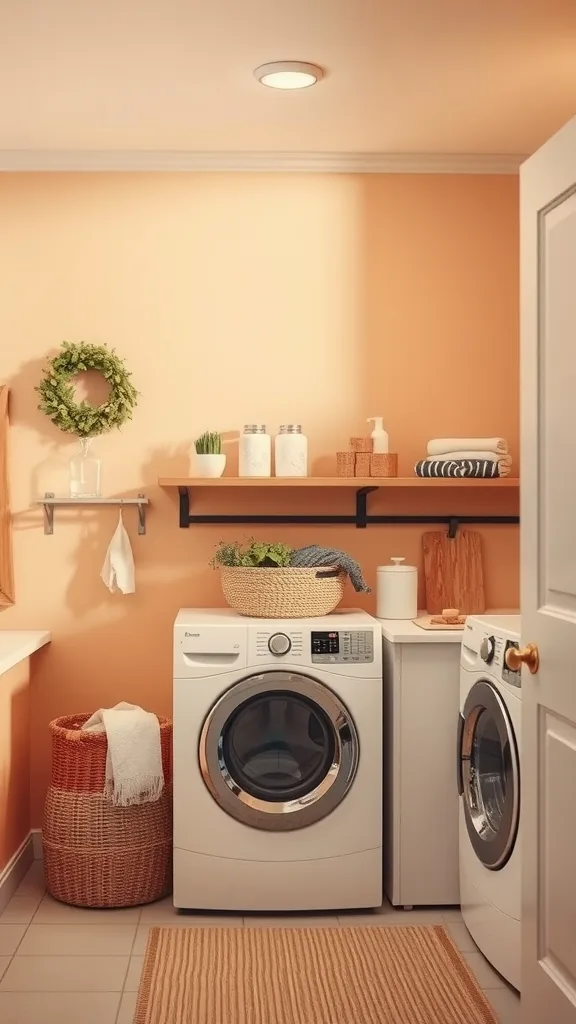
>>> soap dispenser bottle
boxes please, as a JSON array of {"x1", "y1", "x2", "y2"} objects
[{"x1": 367, "y1": 417, "x2": 389, "y2": 454}]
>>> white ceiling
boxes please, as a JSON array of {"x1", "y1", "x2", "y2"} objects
[{"x1": 0, "y1": 0, "x2": 575, "y2": 156}]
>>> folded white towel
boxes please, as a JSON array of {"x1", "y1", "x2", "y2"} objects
[
  {"x1": 427, "y1": 437, "x2": 508, "y2": 457},
  {"x1": 82, "y1": 701, "x2": 164, "y2": 806},
  {"x1": 101, "y1": 511, "x2": 135, "y2": 594},
  {"x1": 425, "y1": 450, "x2": 512, "y2": 464}
]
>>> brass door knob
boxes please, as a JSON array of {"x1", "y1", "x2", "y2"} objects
[{"x1": 505, "y1": 643, "x2": 539, "y2": 674}]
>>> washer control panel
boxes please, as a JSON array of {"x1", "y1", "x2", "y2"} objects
[
  {"x1": 311, "y1": 630, "x2": 374, "y2": 663},
  {"x1": 502, "y1": 640, "x2": 521, "y2": 688},
  {"x1": 480, "y1": 635, "x2": 495, "y2": 664},
  {"x1": 255, "y1": 630, "x2": 303, "y2": 659},
  {"x1": 479, "y1": 631, "x2": 521, "y2": 688},
  {"x1": 268, "y1": 632, "x2": 292, "y2": 656}
]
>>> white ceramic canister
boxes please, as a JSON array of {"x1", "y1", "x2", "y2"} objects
[
  {"x1": 239, "y1": 424, "x2": 271, "y2": 477},
  {"x1": 376, "y1": 557, "x2": 418, "y2": 619},
  {"x1": 274, "y1": 424, "x2": 308, "y2": 477}
]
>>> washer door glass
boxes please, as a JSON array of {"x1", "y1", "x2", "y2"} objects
[
  {"x1": 459, "y1": 680, "x2": 520, "y2": 870},
  {"x1": 199, "y1": 671, "x2": 359, "y2": 831},
  {"x1": 222, "y1": 692, "x2": 335, "y2": 802}
]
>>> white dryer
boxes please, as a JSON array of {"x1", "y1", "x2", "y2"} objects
[
  {"x1": 458, "y1": 614, "x2": 522, "y2": 990},
  {"x1": 173, "y1": 608, "x2": 382, "y2": 912}
]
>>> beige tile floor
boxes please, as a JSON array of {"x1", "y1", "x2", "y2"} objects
[{"x1": 0, "y1": 862, "x2": 521, "y2": 1024}]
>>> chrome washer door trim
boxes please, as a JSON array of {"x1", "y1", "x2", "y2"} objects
[
  {"x1": 456, "y1": 713, "x2": 465, "y2": 796},
  {"x1": 461, "y1": 679, "x2": 520, "y2": 870},
  {"x1": 199, "y1": 671, "x2": 359, "y2": 832}
]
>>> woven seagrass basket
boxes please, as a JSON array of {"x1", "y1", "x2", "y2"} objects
[
  {"x1": 219, "y1": 565, "x2": 345, "y2": 618},
  {"x1": 43, "y1": 714, "x2": 172, "y2": 908}
]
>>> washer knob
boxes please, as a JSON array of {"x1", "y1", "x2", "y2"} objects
[
  {"x1": 268, "y1": 632, "x2": 291, "y2": 656},
  {"x1": 480, "y1": 636, "x2": 496, "y2": 664}
]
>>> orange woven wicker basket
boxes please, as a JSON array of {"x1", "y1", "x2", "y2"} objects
[
  {"x1": 48, "y1": 713, "x2": 172, "y2": 792},
  {"x1": 43, "y1": 713, "x2": 173, "y2": 908}
]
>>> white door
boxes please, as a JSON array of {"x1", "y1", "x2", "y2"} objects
[{"x1": 521, "y1": 116, "x2": 576, "y2": 1021}]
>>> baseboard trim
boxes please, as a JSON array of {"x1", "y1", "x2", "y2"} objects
[
  {"x1": 31, "y1": 829, "x2": 43, "y2": 860},
  {"x1": 0, "y1": 833, "x2": 34, "y2": 913}
]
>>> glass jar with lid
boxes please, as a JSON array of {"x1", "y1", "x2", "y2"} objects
[
  {"x1": 274, "y1": 424, "x2": 308, "y2": 478},
  {"x1": 239, "y1": 425, "x2": 271, "y2": 477}
]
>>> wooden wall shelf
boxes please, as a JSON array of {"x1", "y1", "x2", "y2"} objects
[
  {"x1": 159, "y1": 477, "x2": 519, "y2": 531},
  {"x1": 159, "y1": 476, "x2": 519, "y2": 490}
]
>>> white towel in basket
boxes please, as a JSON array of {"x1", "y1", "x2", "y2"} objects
[{"x1": 82, "y1": 701, "x2": 164, "y2": 806}]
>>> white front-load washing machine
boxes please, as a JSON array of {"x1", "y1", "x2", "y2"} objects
[
  {"x1": 458, "y1": 614, "x2": 522, "y2": 991},
  {"x1": 173, "y1": 607, "x2": 382, "y2": 912}
]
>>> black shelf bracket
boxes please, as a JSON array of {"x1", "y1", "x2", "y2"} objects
[
  {"x1": 356, "y1": 486, "x2": 379, "y2": 528},
  {"x1": 177, "y1": 486, "x2": 519, "y2": 531}
]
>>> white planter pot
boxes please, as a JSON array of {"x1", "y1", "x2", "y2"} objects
[{"x1": 194, "y1": 453, "x2": 226, "y2": 478}]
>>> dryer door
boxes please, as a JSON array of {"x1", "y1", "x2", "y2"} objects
[
  {"x1": 459, "y1": 679, "x2": 520, "y2": 870},
  {"x1": 199, "y1": 671, "x2": 359, "y2": 831}
]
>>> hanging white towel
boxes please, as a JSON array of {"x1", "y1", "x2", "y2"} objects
[
  {"x1": 101, "y1": 510, "x2": 135, "y2": 594},
  {"x1": 82, "y1": 701, "x2": 164, "y2": 806}
]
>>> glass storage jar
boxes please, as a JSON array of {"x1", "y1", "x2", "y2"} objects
[
  {"x1": 239, "y1": 425, "x2": 271, "y2": 477},
  {"x1": 274, "y1": 424, "x2": 308, "y2": 477}
]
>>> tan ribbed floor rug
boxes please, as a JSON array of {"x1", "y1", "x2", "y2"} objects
[{"x1": 134, "y1": 925, "x2": 498, "y2": 1024}]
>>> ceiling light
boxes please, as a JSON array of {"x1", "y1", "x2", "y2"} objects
[{"x1": 254, "y1": 61, "x2": 323, "y2": 90}]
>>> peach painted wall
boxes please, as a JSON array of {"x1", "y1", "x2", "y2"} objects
[
  {"x1": 0, "y1": 172, "x2": 519, "y2": 827},
  {"x1": 0, "y1": 659, "x2": 31, "y2": 872}
]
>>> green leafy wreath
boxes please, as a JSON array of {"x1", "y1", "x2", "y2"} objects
[{"x1": 36, "y1": 341, "x2": 138, "y2": 438}]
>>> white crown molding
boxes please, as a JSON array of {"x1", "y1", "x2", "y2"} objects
[{"x1": 0, "y1": 150, "x2": 525, "y2": 173}]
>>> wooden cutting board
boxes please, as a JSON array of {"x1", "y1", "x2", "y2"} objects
[{"x1": 422, "y1": 530, "x2": 486, "y2": 615}]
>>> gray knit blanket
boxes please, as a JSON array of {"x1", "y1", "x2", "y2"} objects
[{"x1": 290, "y1": 545, "x2": 370, "y2": 593}]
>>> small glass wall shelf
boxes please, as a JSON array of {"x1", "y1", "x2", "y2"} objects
[{"x1": 37, "y1": 493, "x2": 149, "y2": 536}]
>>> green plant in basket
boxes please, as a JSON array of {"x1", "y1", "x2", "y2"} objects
[
  {"x1": 195, "y1": 431, "x2": 222, "y2": 455},
  {"x1": 211, "y1": 539, "x2": 293, "y2": 569}
]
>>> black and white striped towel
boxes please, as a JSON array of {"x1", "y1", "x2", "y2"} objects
[{"x1": 415, "y1": 459, "x2": 500, "y2": 478}]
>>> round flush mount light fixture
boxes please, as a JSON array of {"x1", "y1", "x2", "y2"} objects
[{"x1": 254, "y1": 61, "x2": 323, "y2": 90}]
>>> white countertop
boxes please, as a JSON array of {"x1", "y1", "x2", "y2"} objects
[
  {"x1": 380, "y1": 617, "x2": 463, "y2": 643},
  {"x1": 0, "y1": 630, "x2": 51, "y2": 675},
  {"x1": 379, "y1": 611, "x2": 519, "y2": 644}
]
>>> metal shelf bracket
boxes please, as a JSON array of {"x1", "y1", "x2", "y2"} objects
[{"x1": 177, "y1": 485, "x2": 519, "y2": 531}]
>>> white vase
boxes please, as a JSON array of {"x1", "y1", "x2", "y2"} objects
[
  {"x1": 69, "y1": 437, "x2": 102, "y2": 498},
  {"x1": 195, "y1": 453, "x2": 226, "y2": 478}
]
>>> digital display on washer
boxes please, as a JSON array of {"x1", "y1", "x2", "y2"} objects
[{"x1": 311, "y1": 631, "x2": 340, "y2": 655}]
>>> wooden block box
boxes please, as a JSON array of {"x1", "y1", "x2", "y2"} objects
[
  {"x1": 355, "y1": 453, "x2": 371, "y2": 476},
  {"x1": 349, "y1": 437, "x2": 372, "y2": 453},
  {"x1": 371, "y1": 453, "x2": 398, "y2": 477},
  {"x1": 336, "y1": 452, "x2": 356, "y2": 477}
]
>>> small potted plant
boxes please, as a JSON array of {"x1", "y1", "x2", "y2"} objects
[{"x1": 194, "y1": 431, "x2": 226, "y2": 478}]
